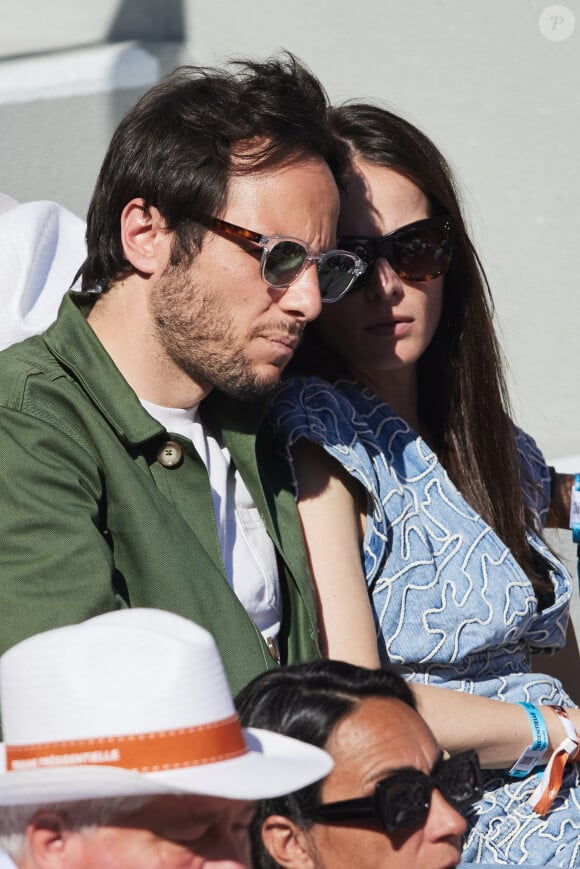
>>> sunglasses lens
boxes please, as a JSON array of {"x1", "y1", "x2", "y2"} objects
[
  {"x1": 377, "y1": 772, "x2": 431, "y2": 831},
  {"x1": 318, "y1": 253, "x2": 361, "y2": 302},
  {"x1": 263, "y1": 241, "x2": 308, "y2": 287},
  {"x1": 390, "y1": 222, "x2": 453, "y2": 281},
  {"x1": 376, "y1": 751, "x2": 481, "y2": 832},
  {"x1": 336, "y1": 241, "x2": 373, "y2": 293},
  {"x1": 436, "y1": 751, "x2": 483, "y2": 807}
]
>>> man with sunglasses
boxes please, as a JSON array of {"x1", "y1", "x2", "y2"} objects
[
  {"x1": 236, "y1": 659, "x2": 481, "y2": 869},
  {"x1": 0, "y1": 55, "x2": 364, "y2": 696},
  {"x1": 238, "y1": 662, "x2": 553, "y2": 868}
]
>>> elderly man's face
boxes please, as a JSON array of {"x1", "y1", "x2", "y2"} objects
[{"x1": 32, "y1": 794, "x2": 255, "y2": 868}]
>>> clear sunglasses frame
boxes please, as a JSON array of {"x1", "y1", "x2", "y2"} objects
[{"x1": 199, "y1": 216, "x2": 367, "y2": 302}]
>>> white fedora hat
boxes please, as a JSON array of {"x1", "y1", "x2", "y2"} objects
[{"x1": 0, "y1": 609, "x2": 332, "y2": 805}]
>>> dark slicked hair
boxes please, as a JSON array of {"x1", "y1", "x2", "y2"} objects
[
  {"x1": 81, "y1": 53, "x2": 346, "y2": 291},
  {"x1": 236, "y1": 659, "x2": 415, "y2": 869},
  {"x1": 290, "y1": 102, "x2": 552, "y2": 598}
]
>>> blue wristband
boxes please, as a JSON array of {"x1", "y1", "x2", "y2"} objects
[{"x1": 509, "y1": 703, "x2": 549, "y2": 778}]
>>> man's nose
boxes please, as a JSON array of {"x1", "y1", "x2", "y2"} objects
[
  {"x1": 425, "y1": 788, "x2": 467, "y2": 841},
  {"x1": 278, "y1": 262, "x2": 323, "y2": 322}
]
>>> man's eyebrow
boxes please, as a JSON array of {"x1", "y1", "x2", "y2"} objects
[
  {"x1": 369, "y1": 751, "x2": 444, "y2": 784},
  {"x1": 366, "y1": 765, "x2": 414, "y2": 784}
]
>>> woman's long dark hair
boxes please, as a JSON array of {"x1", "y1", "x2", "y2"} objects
[
  {"x1": 290, "y1": 102, "x2": 550, "y2": 597},
  {"x1": 236, "y1": 659, "x2": 416, "y2": 869}
]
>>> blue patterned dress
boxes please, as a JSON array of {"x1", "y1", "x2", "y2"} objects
[{"x1": 270, "y1": 376, "x2": 580, "y2": 866}]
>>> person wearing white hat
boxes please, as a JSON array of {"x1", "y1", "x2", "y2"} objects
[{"x1": 0, "y1": 608, "x2": 332, "y2": 868}]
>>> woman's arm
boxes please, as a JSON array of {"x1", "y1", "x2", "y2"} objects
[
  {"x1": 291, "y1": 438, "x2": 380, "y2": 668},
  {"x1": 291, "y1": 439, "x2": 580, "y2": 768},
  {"x1": 412, "y1": 683, "x2": 580, "y2": 768}
]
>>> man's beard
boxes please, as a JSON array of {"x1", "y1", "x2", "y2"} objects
[{"x1": 150, "y1": 261, "x2": 303, "y2": 402}]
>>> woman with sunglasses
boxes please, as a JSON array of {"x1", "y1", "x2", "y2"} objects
[
  {"x1": 236, "y1": 659, "x2": 477, "y2": 869},
  {"x1": 268, "y1": 103, "x2": 580, "y2": 865}
]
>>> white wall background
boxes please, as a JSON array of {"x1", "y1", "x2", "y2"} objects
[{"x1": 0, "y1": 0, "x2": 578, "y2": 468}]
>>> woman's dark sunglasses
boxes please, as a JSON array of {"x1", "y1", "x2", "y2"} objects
[
  {"x1": 198, "y1": 216, "x2": 367, "y2": 303},
  {"x1": 302, "y1": 749, "x2": 482, "y2": 834},
  {"x1": 338, "y1": 214, "x2": 456, "y2": 290}
]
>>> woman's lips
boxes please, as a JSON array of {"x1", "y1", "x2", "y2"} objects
[{"x1": 365, "y1": 318, "x2": 413, "y2": 338}]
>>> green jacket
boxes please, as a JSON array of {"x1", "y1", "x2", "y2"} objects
[{"x1": 0, "y1": 292, "x2": 320, "y2": 695}]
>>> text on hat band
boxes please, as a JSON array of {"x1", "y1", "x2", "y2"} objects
[{"x1": 6, "y1": 714, "x2": 248, "y2": 772}]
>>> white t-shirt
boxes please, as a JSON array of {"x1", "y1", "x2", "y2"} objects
[{"x1": 141, "y1": 400, "x2": 281, "y2": 651}]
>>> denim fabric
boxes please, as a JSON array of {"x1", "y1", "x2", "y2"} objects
[{"x1": 271, "y1": 376, "x2": 579, "y2": 866}]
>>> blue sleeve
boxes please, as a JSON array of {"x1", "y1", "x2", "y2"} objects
[
  {"x1": 515, "y1": 426, "x2": 551, "y2": 528},
  {"x1": 269, "y1": 377, "x2": 391, "y2": 586}
]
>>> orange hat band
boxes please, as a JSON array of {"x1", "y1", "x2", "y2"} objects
[{"x1": 6, "y1": 714, "x2": 248, "y2": 773}]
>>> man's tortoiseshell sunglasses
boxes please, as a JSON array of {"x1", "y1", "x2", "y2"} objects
[{"x1": 198, "y1": 216, "x2": 367, "y2": 303}]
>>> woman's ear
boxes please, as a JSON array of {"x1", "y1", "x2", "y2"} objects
[
  {"x1": 120, "y1": 199, "x2": 170, "y2": 276},
  {"x1": 261, "y1": 814, "x2": 318, "y2": 869}
]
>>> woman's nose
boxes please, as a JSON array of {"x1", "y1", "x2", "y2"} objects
[{"x1": 364, "y1": 257, "x2": 405, "y2": 304}]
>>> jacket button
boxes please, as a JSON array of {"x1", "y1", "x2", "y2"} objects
[
  {"x1": 156, "y1": 440, "x2": 183, "y2": 468},
  {"x1": 266, "y1": 636, "x2": 280, "y2": 664}
]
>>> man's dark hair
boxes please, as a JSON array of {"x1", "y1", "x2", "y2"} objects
[
  {"x1": 235, "y1": 659, "x2": 415, "y2": 869},
  {"x1": 81, "y1": 52, "x2": 346, "y2": 291}
]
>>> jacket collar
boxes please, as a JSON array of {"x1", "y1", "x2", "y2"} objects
[
  {"x1": 43, "y1": 291, "x2": 317, "y2": 631},
  {"x1": 44, "y1": 291, "x2": 270, "y2": 452},
  {"x1": 44, "y1": 291, "x2": 169, "y2": 447}
]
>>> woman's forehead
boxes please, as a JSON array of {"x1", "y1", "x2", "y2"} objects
[{"x1": 339, "y1": 162, "x2": 429, "y2": 236}]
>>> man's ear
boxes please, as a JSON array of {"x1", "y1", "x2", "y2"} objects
[
  {"x1": 261, "y1": 814, "x2": 318, "y2": 869},
  {"x1": 26, "y1": 810, "x2": 77, "y2": 868},
  {"x1": 120, "y1": 199, "x2": 170, "y2": 276}
]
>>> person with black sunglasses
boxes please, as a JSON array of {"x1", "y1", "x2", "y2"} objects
[
  {"x1": 268, "y1": 103, "x2": 580, "y2": 865},
  {"x1": 236, "y1": 659, "x2": 476, "y2": 869}
]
